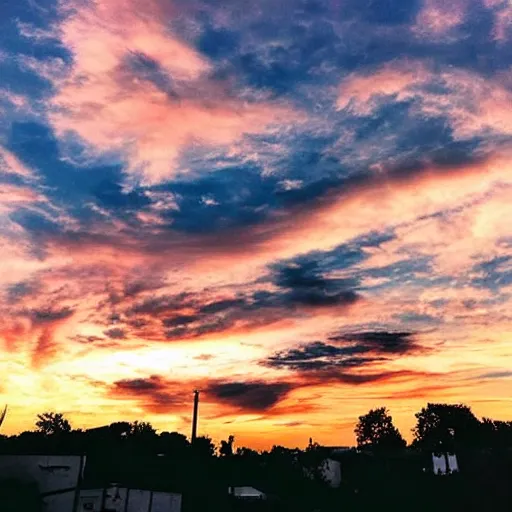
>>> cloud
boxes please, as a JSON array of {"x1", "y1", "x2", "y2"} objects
[
  {"x1": 109, "y1": 257, "x2": 363, "y2": 343},
  {"x1": 0, "y1": 147, "x2": 35, "y2": 179},
  {"x1": 6, "y1": 151, "x2": 507, "y2": 361},
  {"x1": 29, "y1": 306, "x2": 74, "y2": 324},
  {"x1": 266, "y1": 341, "x2": 383, "y2": 371},
  {"x1": 359, "y1": 177, "x2": 512, "y2": 278},
  {"x1": 32, "y1": 327, "x2": 58, "y2": 369},
  {"x1": 266, "y1": 330, "x2": 419, "y2": 373},
  {"x1": 36, "y1": 0, "x2": 302, "y2": 184},
  {"x1": 337, "y1": 60, "x2": 430, "y2": 115},
  {"x1": 271, "y1": 260, "x2": 361, "y2": 307},
  {"x1": 341, "y1": 0, "x2": 422, "y2": 25},
  {"x1": 326, "y1": 370, "x2": 420, "y2": 385},
  {"x1": 205, "y1": 380, "x2": 294, "y2": 411},
  {"x1": 3, "y1": 0, "x2": 512, "y2": 443},
  {"x1": 0, "y1": 183, "x2": 43, "y2": 211},
  {"x1": 7, "y1": 280, "x2": 40, "y2": 303},
  {"x1": 103, "y1": 327, "x2": 127, "y2": 340},
  {"x1": 24, "y1": 150, "x2": 509, "y2": 286},
  {"x1": 413, "y1": 0, "x2": 467, "y2": 39},
  {"x1": 23, "y1": 307, "x2": 75, "y2": 368},
  {"x1": 109, "y1": 375, "x2": 294, "y2": 414},
  {"x1": 334, "y1": 331, "x2": 419, "y2": 354},
  {"x1": 337, "y1": 60, "x2": 512, "y2": 141},
  {"x1": 110, "y1": 375, "x2": 187, "y2": 413},
  {"x1": 479, "y1": 370, "x2": 512, "y2": 380},
  {"x1": 484, "y1": 0, "x2": 512, "y2": 41}
]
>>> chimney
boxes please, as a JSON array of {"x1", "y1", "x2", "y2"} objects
[{"x1": 191, "y1": 390, "x2": 199, "y2": 443}]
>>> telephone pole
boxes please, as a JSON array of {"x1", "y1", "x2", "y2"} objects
[{"x1": 191, "y1": 390, "x2": 199, "y2": 443}]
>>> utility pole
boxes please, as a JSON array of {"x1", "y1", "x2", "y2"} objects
[
  {"x1": 191, "y1": 390, "x2": 199, "y2": 443},
  {"x1": 0, "y1": 405, "x2": 7, "y2": 430}
]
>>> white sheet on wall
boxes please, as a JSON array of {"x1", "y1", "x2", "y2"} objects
[
  {"x1": 447, "y1": 454, "x2": 459, "y2": 472},
  {"x1": 432, "y1": 454, "x2": 447, "y2": 475}
]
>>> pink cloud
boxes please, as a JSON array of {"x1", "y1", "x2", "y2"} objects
[
  {"x1": 424, "y1": 69, "x2": 512, "y2": 140},
  {"x1": 2, "y1": 151, "x2": 499, "y2": 366},
  {"x1": 413, "y1": 0, "x2": 467, "y2": 39},
  {"x1": 0, "y1": 148, "x2": 35, "y2": 179},
  {"x1": 31, "y1": 151, "x2": 512, "y2": 289},
  {"x1": 43, "y1": 0, "x2": 302, "y2": 184},
  {"x1": 0, "y1": 183, "x2": 42, "y2": 210},
  {"x1": 484, "y1": 0, "x2": 512, "y2": 41},
  {"x1": 0, "y1": 90, "x2": 28, "y2": 109},
  {"x1": 351, "y1": 166, "x2": 512, "y2": 282},
  {"x1": 337, "y1": 61, "x2": 429, "y2": 114},
  {"x1": 337, "y1": 60, "x2": 512, "y2": 140}
]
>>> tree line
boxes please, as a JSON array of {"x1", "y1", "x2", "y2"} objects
[
  {"x1": 1, "y1": 404, "x2": 512, "y2": 512},
  {"x1": 355, "y1": 403, "x2": 512, "y2": 453},
  {"x1": 1, "y1": 402, "x2": 511, "y2": 456}
]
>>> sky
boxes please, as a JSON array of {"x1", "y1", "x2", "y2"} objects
[{"x1": 1, "y1": 0, "x2": 512, "y2": 450}]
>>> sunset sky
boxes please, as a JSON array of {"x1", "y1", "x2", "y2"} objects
[{"x1": 1, "y1": 0, "x2": 512, "y2": 450}]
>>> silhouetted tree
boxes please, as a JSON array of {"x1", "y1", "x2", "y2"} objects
[
  {"x1": 108, "y1": 421, "x2": 132, "y2": 437},
  {"x1": 192, "y1": 435, "x2": 216, "y2": 458},
  {"x1": 412, "y1": 403, "x2": 480, "y2": 452},
  {"x1": 219, "y1": 435, "x2": 235, "y2": 457},
  {"x1": 159, "y1": 431, "x2": 189, "y2": 455},
  {"x1": 480, "y1": 418, "x2": 512, "y2": 449},
  {"x1": 236, "y1": 446, "x2": 259, "y2": 458},
  {"x1": 130, "y1": 421, "x2": 156, "y2": 437},
  {"x1": 35, "y1": 412, "x2": 71, "y2": 436},
  {"x1": 355, "y1": 407, "x2": 406, "y2": 451},
  {"x1": 0, "y1": 478, "x2": 42, "y2": 512}
]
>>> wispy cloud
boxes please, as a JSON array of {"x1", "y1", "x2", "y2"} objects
[{"x1": 28, "y1": 0, "x2": 304, "y2": 184}]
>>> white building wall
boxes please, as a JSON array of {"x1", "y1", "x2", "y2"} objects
[
  {"x1": 126, "y1": 488, "x2": 151, "y2": 512},
  {"x1": 321, "y1": 458, "x2": 341, "y2": 488},
  {"x1": 447, "y1": 454, "x2": 459, "y2": 473},
  {"x1": 104, "y1": 486, "x2": 130, "y2": 511},
  {"x1": 151, "y1": 491, "x2": 182, "y2": 512},
  {"x1": 432, "y1": 454, "x2": 447, "y2": 475},
  {"x1": 77, "y1": 487, "x2": 181, "y2": 512},
  {"x1": 432, "y1": 453, "x2": 459, "y2": 475},
  {"x1": 42, "y1": 490, "x2": 75, "y2": 512},
  {"x1": 0, "y1": 457, "x2": 180, "y2": 512},
  {"x1": 229, "y1": 486, "x2": 266, "y2": 499},
  {"x1": 79, "y1": 489, "x2": 103, "y2": 512},
  {"x1": 0, "y1": 455, "x2": 84, "y2": 495}
]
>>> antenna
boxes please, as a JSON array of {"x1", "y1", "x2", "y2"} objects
[
  {"x1": 0, "y1": 405, "x2": 7, "y2": 429},
  {"x1": 191, "y1": 390, "x2": 199, "y2": 443}
]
